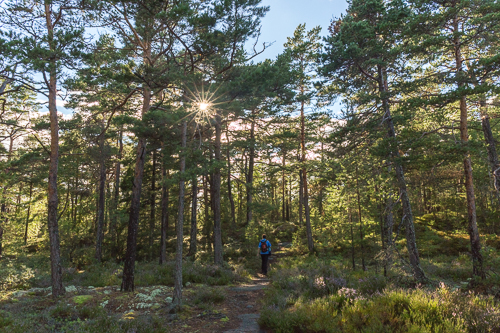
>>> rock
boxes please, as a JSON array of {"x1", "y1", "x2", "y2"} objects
[
  {"x1": 65, "y1": 285, "x2": 77, "y2": 293},
  {"x1": 103, "y1": 290, "x2": 111, "y2": 295},
  {"x1": 185, "y1": 282, "x2": 191, "y2": 287},
  {"x1": 100, "y1": 300, "x2": 109, "y2": 308},
  {"x1": 136, "y1": 293, "x2": 154, "y2": 302},
  {"x1": 246, "y1": 305, "x2": 253, "y2": 309},
  {"x1": 165, "y1": 297, "x2": 173, "y2": 303},
  {"x1": 150, "y1": 289, "x2": 163, "y2": 297},
  {"x1": 12, "y1": 291, "x2": 29, "y2": 297},
  {"x1": 165, "y1": 314, "x2": 179, "y2": 321},
  {"x1": 87, "y1": 286, "x2": 95, "y2": 289},
  {"x1": 136, "y1": 302, "x2": 154, "y2": 309}
]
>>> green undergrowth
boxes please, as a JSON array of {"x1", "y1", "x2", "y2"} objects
[
  {"x1": 259, "y1": 256, "x2": 500, "y2": 332},
  {"x1": 0, "y1": 255, "x2": 250, "y2": 292}
]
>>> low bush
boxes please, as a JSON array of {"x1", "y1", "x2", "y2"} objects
[
  {"x1": 193, "y1": 288, "x2": 226, "y2": 305},
  {"x1": 261, "y1": 260, "x2": 500, "y2": 333},
  {"x1": 0, "y1": 310, "x2": 13, "y2": 328}
]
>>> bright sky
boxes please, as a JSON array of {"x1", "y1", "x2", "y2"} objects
[{"x1": 51, "y1": 0, "x2": 348, "y2": 116}]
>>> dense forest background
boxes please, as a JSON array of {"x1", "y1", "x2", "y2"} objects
[{"x1": 1, "y1": 0, "x2": 500, "y2": 331}]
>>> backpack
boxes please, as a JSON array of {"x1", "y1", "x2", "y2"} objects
[{"x1": 260, "y1": 240, "x2": 268, "y2": 253}]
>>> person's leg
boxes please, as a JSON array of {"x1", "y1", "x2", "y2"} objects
[{"x1": 263, "y1": 254, "x2": 269, "y2": 275}]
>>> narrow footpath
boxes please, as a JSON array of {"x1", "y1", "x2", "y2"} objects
[{"x1": 221, "y1": 242, "x2": 289, "y2": 333}]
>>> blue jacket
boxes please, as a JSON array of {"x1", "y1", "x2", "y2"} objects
[{"x1": 259, "y1": 239, "x2": 271, "y2": 255}]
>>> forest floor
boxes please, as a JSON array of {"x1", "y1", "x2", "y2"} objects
[{"x1": 0, "y1": 243, "x2": 290, "y2": 332}]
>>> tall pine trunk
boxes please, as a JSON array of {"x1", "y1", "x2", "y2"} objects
[
  {"x1": 95, "y1": 134, "x2": 107, "y2": 262},
  {"x1": 378, "y1": 65, "x2": 426, "y2": 282},
  {"x1": 159, "y1": 147, "x2": 169, "y2": 265},
  {"x1": 149, "y1": 150, "x2": 157, "y2": 260},
  {"x1": 246, "y1": 112, "x2": 255, "y2": 226},
  {"x1": 355, "y1": 166, "x2": 365, "y2": 271},
  {"x1": 122, "y1": 46, "x2": 151, "y2": 291},
  {"x1": 188, "y1": 177, "x2": 198, "y2": 257},
  {"x1": 301, "y1": 100, "x2": 314, "y2": 253},
  {"x1": 203, "y1": 174, "x2": 211, "y2": 252},
  {"x1": 110, "y1": 131, "x2": 123, "y2": 259},
  {"x1": 45, "y1": 3, "x2": 64, "y2": 297},
  {"x1": 281, "y1": 151, "x2": 286, "y2": 221},
  {"x1": 453, "y1": 20, "x2": 484, "y2": 279},
  {"x1": 226, "y1": 128, "x2": 236, "y2": 226},
  {"x1": 173, "y1": 121, "x2": 187, "y2": 309},
  {"x1": 213, "y1": 112, "x2": 223, "y2": 265}
]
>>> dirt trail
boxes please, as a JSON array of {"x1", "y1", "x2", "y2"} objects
[
  {"x1": 178, "y1": 242, "x2": 290, "y2": 333},
  {"x1": 219, "y1": 242, "x2": 289, "y2": 333}
]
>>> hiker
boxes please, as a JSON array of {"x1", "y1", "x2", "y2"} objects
[{"x1": 258, "y1": 234, "x2": 271, "y2": 275}]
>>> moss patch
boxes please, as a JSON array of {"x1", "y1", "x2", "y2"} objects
[{"x1": 72, "y1": 295, "x2": 93, "y2": 305}]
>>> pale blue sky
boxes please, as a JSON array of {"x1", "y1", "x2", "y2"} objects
[{"x1": 254, "y1": 0, "x2": 348, "y2": 61}]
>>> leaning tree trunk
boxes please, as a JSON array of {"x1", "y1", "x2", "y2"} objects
[
  {"x1": 378, "y1": 65, "x2": 426, "y2": 282},
  {"x1": 188, "y1": 177, "x2": 198, "y2": 257},
  {"x1": 173, "y1": 121, "x2": 187, "y2": 309},
  {"x1": 453, "y1": 20, "x2": 485, "y2": 279},
  {"x1": 95, "y1": 133, "x2": 107, "y2": 262},
  {"x1": 213, "y1": 112, "x2": 223, "y2": 265},
  {"x1": 45, "y1": 3, "x2": 64, "y2": 297},
  {"x1": 480, "y1": 99, "x2": 500, "y2": 210},
  {"x1": 122, "y1": 55, "x2": 151, "y2": 291}
]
